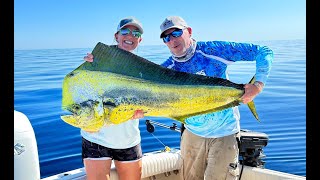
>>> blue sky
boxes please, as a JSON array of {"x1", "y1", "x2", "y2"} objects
[{"x1": 14, "y1": 0, "x2": 306, "y2": 50}]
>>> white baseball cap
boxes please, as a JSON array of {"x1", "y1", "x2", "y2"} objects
[
  {"x1": 117, "y1": 17, "x2": 143, "y2": 34},
  {"x1": 160, "y1": 16, "x2": 188, "y2": 38}
]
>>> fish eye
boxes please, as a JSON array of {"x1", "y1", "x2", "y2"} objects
[
  {"x1": 103, "y1": 101, "x2": 116, "y2": 107},
  {"x1": 72, "y1": 104, "x2": 80, "y2": 110}
]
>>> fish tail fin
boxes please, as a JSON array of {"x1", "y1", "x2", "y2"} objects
[
  {"x1": 247, "y1": 101, "x2": 260, "y2": 122},
  {"x1": 248, "y1": 75, "x2": 256, "y2": 85},
  {"x1": 247, "y1": 74, "x2": 260, "y2": 122}
]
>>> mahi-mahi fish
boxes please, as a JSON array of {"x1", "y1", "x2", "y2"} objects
[{"x1": 61, "y1": 42, "x2": 259, "y2": 131}]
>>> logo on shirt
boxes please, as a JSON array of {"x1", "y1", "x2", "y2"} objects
[{"x1": 196, "y1": 70, "x2": 206, "y2": 76}]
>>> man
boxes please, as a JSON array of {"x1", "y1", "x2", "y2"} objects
[{"x1": 159, "y1": 16, "x2": 273, "y2": 180}]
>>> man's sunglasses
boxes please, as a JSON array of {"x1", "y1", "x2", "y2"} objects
[
  {"x1": 119, "y1": 28, "x2": 142, "y2": 38},
  {"x1": 162, "y1": 28, "x2": 184, "y2": 43}
]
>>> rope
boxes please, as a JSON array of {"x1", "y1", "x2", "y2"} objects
[{"x1": 150, "y1": 133, "x2": 171, "y2": 152}]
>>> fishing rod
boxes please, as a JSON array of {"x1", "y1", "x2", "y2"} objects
[
  {"x1": 145, "y1": 119, "x2": 182, "y2": 133},
  {"x1": 145, "y1": 119, "x2": 183, "y2": 152}
]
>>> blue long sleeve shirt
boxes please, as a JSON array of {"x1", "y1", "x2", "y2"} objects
[{"x1": 161, "y1": 41, "x2": 273, "y2": 138}]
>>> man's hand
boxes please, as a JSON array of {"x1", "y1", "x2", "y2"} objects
[
  {"x1": 84, "y1": 53, "x2": 94, "y2": 62},
  {"x1": 241, "y1": 81, "x2": 264, "y2": 104},
  {"x1": 131, "y1": 110, "x2": 144, "y2": 119}
]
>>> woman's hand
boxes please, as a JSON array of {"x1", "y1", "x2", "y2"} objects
[
  {"x1": 131, "y1": 110, "x2": 144, "y2": 119},
  {"x1": 84, "y1": 53, "x2": 94, "y2": 62}
]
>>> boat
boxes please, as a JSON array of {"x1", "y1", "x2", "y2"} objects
[{"x1": 14, "y1": 110, "x2": 306, "y2": 180}]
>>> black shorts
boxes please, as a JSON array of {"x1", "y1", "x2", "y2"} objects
[{"x1": 82, "y1": 137, "x2": 142, "y2": 162}]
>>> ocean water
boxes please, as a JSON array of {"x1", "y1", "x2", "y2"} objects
[{"x1": 14, "y1": 39, "x2": 306, "y2": 178}]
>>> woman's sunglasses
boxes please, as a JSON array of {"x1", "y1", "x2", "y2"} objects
[
  {"x1": 162, "y1": 28, "x2": 184, "y2": 43},
  {"x1": 119, "y1": 28, "x2": 142, "y2": 38}
]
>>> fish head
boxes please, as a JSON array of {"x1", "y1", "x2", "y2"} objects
[
  {"x1": 61, "y1": 100, "x2": 105, "y2": 131},
  {"x1": 61, "y1": 69, "x2": 108, "y2": 131}
]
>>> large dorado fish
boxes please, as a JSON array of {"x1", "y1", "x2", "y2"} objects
[{"x1": 61, "y1": 42, "x2": 259, "y2": 131}]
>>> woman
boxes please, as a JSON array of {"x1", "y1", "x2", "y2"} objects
[{"x1": 82, "y1": 17, "x2": 144, "y2": 180}]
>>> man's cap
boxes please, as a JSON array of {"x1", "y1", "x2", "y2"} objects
[
  {"x1": 160, "y1": 16, "x2": 188, "y2": 38},
  {"x1": 117, "y1": 17, "x2": 143, "y2": 34}
]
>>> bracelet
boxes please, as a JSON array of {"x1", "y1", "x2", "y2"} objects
[{"x1": 253, "y1": 81, "x2": 264, "y2": 92}]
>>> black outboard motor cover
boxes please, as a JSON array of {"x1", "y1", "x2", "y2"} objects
[{"x1": 238, "y1": 129, "x2": 269, "y2": 168}]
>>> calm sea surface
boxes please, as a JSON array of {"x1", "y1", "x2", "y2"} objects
[{"x1": 14, "y1": 40, "x2": 306, "y2": 178}]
